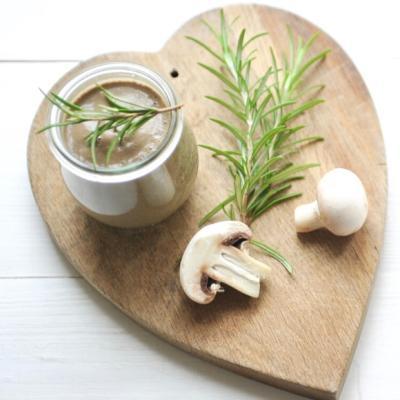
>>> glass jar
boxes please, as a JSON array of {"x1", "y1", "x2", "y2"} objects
[{"x1": 46, "y1": 62, "x2": 198, "y2": 228}]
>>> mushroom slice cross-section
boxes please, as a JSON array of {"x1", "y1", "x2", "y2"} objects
[{"x1": 179, "y1": 221, "x2": 271, "y2": 304}]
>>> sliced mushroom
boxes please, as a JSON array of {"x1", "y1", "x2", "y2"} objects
[{"x1": 179, "y1": 221, "x2": 270, "y2": 304}]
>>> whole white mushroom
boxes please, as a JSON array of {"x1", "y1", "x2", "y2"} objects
[{"x1": 294, "y1": 168, "x2": 368, "y2": 236}]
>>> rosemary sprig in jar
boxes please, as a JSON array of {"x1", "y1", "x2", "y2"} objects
[{"x1": 37, "y1": 85, "x2": 182, "y2": 168}]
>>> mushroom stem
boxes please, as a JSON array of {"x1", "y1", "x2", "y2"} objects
[
  {"x1": 294, "y1": 200, "x2": 324, "y2": 233},
  {"x1": 209, "y1": 265, "x2": 260, "y2": 298},
  {"x1": 207, "y1": 248, "x2": 270, "y2": 298}
]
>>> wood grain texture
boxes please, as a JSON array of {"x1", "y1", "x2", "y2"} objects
[{"x1": 27, "y1": 5, "x2": 386, "y2": 400}]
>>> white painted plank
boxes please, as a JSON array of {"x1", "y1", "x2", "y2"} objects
[
  {"x1": 0, "y1": 278, "x2": 306, "y2": 400},
  {"x1": 0, "y1": 0, "x2": 396, "y2": 69},
  {"x1": 0, "y1": 62, "x2": 79, "y2": 277}
]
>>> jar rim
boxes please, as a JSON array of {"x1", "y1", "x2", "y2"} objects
[{"x1": 47, "y1": 62, "x2": 183, "y2": 184}]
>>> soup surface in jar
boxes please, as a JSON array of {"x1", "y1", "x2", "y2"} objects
[{"x1": 63, "y1": 80, "x2": 171, "y2": 168}]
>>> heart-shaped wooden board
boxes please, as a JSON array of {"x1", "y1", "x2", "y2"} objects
[{"x1": 27, "y1": 4, "x2": 386, "y2": 400}]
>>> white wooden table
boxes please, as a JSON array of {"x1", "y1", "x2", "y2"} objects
[{"x1": 1, "y1": 1, "x2": 399, "y2": 398}]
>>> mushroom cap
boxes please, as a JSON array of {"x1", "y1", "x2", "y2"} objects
[{"x1": 317, "y1": 168, "x2": 368, "y2": 236}]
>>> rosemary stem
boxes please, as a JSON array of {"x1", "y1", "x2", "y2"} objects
[
  {"x1": 155, "y1": 103, "x2": 184, "y2": 113},
  {"x1": 88, "y1": 103, "x2": 183, "y2": 121}
]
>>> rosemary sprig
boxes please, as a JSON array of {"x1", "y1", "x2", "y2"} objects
[
  {"x1": 38, "y1": 85, "x2": 182, "y2": 167},
  {"x1": 188, "y1": 10, "x2": 329, "y2": 273}
]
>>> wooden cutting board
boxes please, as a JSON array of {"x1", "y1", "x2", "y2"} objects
[{"x1": 27, "y1": 5, "x2": 386, "y2": 400}]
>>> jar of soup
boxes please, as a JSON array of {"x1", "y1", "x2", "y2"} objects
[{"x1": 46, "y1": 62, "x2": 198, "y2": 228}]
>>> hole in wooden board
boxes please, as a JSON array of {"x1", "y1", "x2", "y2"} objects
[{"x1": 170, "y1": 69, "x2": 179, "y2": 78}]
